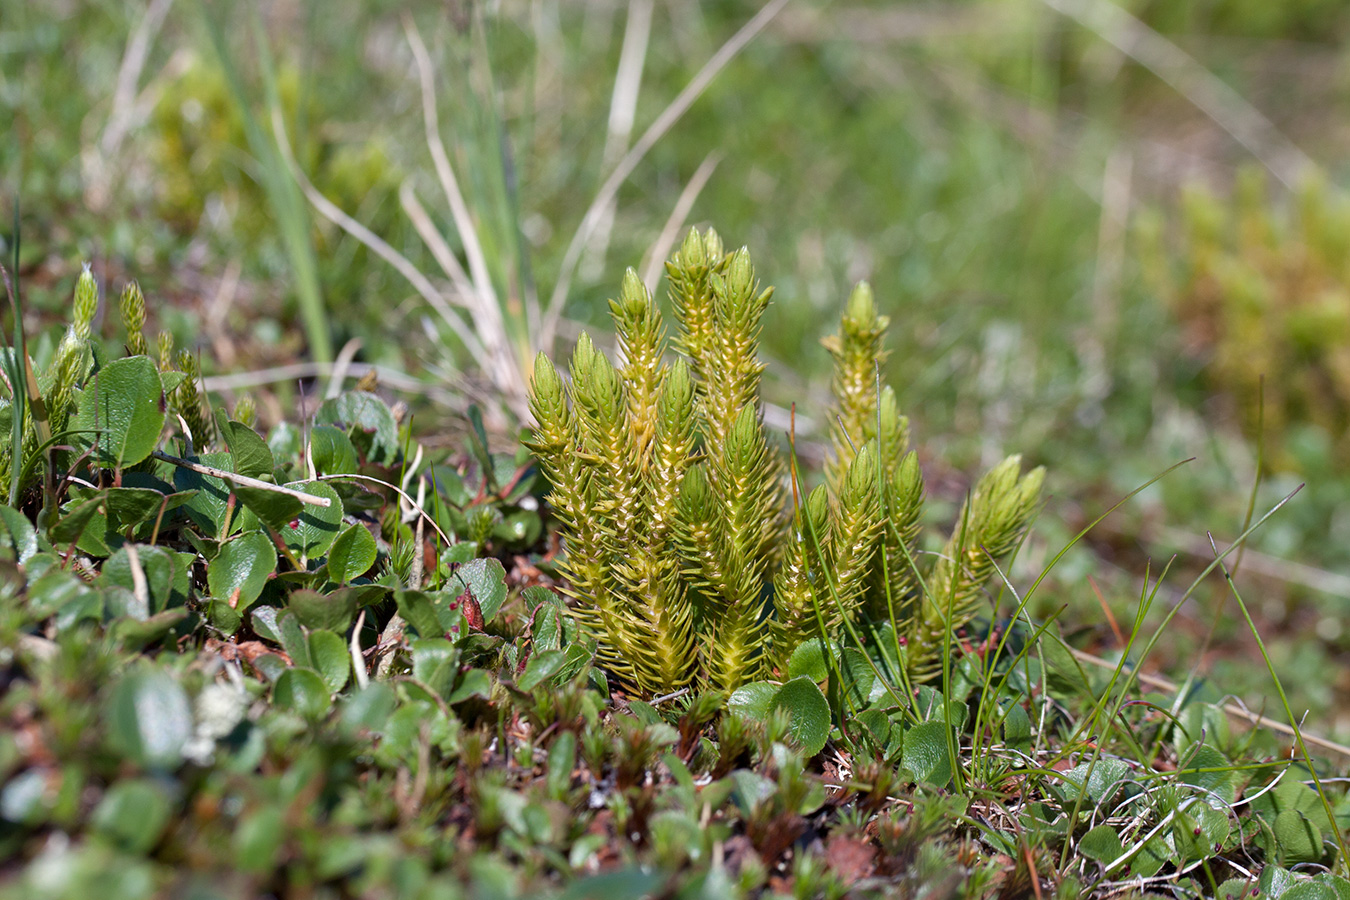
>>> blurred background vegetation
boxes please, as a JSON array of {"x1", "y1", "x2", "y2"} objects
[{"x1": 5, "y1": 0, "x2": 1350, "y2": 735}]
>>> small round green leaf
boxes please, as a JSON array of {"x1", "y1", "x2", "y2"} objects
[
  {"x1": 1179, "y1": 744, "x2": 1235, "y2": 805},
  {"x1": 1218, "y1": 879, "x2": 1257, "y2": 900},
  {"x1": 103, "y1": 487, "x2": 169, "y2": 530},
  {"x1": 289, "y1": 587, "x2": 357, "y2": 634},
  {"x1": 208, "y1": 531, "x2": 277, "y2": 611},
  {"x1": 771, "y1": 676, "x2": 831, "y2": 756},
  {"x1": 530, "y1": 602, "x2": 564, "y2": 652},
  {"x1": 206, "y1": 598, "x2": 242, "y2": 635},
  {"x1": 902, "y1": 721, "x2": 954, "y2": 787},
  {"x1": 74, "y1": 356, "x2": 166, "y2": 468},
  {"x1": 309, "y1": 425, "x2": 359, "y2": 475},
  {"x1": 234, "y1": 806, "x2": 285, "y2": 873},
  {"x1": 280, "y1": 482, "x2": 344, "y2": 559},
  {"x1": 318, "y1": 392, "x2": 399, "y2": 464},
  {"x1": 0, "y1": 505, "x2": 37, "y2": 564},
  {"x1": 787, "y1": 639, "x2": 832, "y2": 683},
  {"x1": 519, "y1": 649, "x2": 567, "y2": 692},
  {"x1": 1261, "y1": 866, "x2": 1299, "y2": 899},
  {"x1": 453, "y1": 558, "x2": 507, "y2": 624},
  {"x1": 174, "y1": 452, "x2": 236, "y2": 538},
  {"x1": 1174, "y1": 801, "x2": 1231, "y2": 862},
  {"x1": 447, "y1": 668, "x2": 492, "y2": 704},
  {"x1": 840, "y1": 648, "x2": 876, "y2": 708},
  {"x1": 1001, "y1": 702, "x2": 1032, "y2": 750},
  {"x1": 101, "y1": 544, "x2": 180, "y2": 616},
  {"x1": 1282, "y1": 883, "x2": 1341, "y2": 900},
  {"x1": 1275, "y1": 809, "x2": 1323, "y2": 865},
  {"x1": 273, "y1": 668, "x2": 331, "y2": 719},
  {"x1": 91, "y1": 778, "x2": 173, "y2": 854},
  {"x1": 106, "y1": 669, "x2": 192, "y2": 769},
  {"x1": 727, "y1": 681, "x2": 778, "y2": 722},
  {"x1": 1129, "y1": 835, "x2": 1171, "y2": 878},
  {"x1": 327, "y1": 523, "x2": 377, "y2": 584},
  {"x1": 339, "y1": 683, "x2": 397, "y2": 737},
  {"x1": 220, "y1": 419, "x2": 275, "y2": 480},
  {"x1": 307, "y1": 629, "x2": 351, "y2": 693},
  {"x1": 1078, "y1": 824, "x2": 1124, "y2": 865},
  {"x1": 493, "y1": 510, "x2": 542, "y2": 546},
  {"x1": 411, "y1": 638, "x2": 459, "y2": 699}
]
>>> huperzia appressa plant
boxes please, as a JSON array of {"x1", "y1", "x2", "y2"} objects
[
  {"x1": 529, "y1": 228, "x2": 1044, "y2": 697},
  {"x1": 1139, "y1": 165, "x2": 1350, "y2": 472}
]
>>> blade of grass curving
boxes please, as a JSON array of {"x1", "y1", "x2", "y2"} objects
[
  {"x1": 541, "y1": 0, "x2": 790, "y2": 349},
  {"x1": 1048, "y1": 487, "x2": 1303, "y2": 872},
  {"x1": 937, "y1": 498, "x2": 973, "y2": 793},
  {"x1": 786, "y1": 417, "x2": 859, "y2": 747},
  {"x1": 194, "y1": 0, "x2": 332, "y2": 361},
  {"x1": 789, "y1": 471, "x2": 913, "y2": 730},
  {"x1": 398, "y1": 182, "x2": 475, "y2": 303},
  {"x1": 1013, "y1": 458, "x2": 1193, "y2": 615},
  {"x1": 2, "y1": 196, "x2": 41, "y2": 508},
  {"x1": 964, "y1": 512, "x2": 1045, "y2": 774},
  {"x1": 1070, "y1": 559, "x2": 1175, "y2": 765},
  {"x1": 403, "y1": 18, "x2": 516, "y2": 367},
  {"x1": 1, "y1": 278, "x2": 23, "y2": 506},
  {"x1": 583, "y1": 0, "x2": 653, "y2": 279},
  {"x1": 866, "y1": 365, "x2": 918, "y2": 710},
  {"x1": 1111, "y1": 487, "x2": 1300, "y2": 720},
  {"x1": 1177, "y1": 383, "x2": 1269, "y2": 718},
  {"x1": 1234, "y1": 376, "x2": 1265, "y2": 580},
  {"x1": 967, "y1": 557, "x2": 1051, "y2": 778},
  {"x1": 1209, "y1": 532, "x2": 1349, "y2": 869},
  {"x1": 271, "y1": 109, "x2": 487, "y2": 366},
  {"x1": 639, "y1": 152, "x2": 722, "y2": 291},
  {"x1": 468, "y1": 15, "x2": 539, "y2": 353},
  {"x1": 1069, "y1": 646, "x2": 1350, "y2": 760}
]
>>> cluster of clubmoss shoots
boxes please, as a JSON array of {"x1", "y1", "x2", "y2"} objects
[
  {"x1": 529, "y1": 229, "x2": 783, "y2": 695},
  {"x1": 798, "y1": 282, "x2": 1045, "y2": 683},
  {"x1": 1, "y1": 266, "x2": 98, "y2": 496},
  {"x1": 173, "y1": 349, "x2": 214, "y2": 448},
  {"x1": 137, "y1": 292, "x2": 214, "y2": 449},
  {"x1": 529, "y1": 228, "x2": 1045, "y2": 697},
  {"x1": 1138, "y1": 165, "x2": 1350, "y2": 469}
]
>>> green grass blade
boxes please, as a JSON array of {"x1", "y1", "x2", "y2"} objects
[
  {"x1": 1210, "y1": 532, "x2": 1349, "y2": 870},
  {"x1": 194, "y1": 0, "x2": 332, "y2": 362}
]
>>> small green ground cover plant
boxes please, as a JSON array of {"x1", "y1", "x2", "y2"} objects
[
  {"x1": 1, "y1": 240, "x2": 1348, "y2": 899},
  {"x1": 1140, "y1": 167, "x2": 1350, "y2": 473}
]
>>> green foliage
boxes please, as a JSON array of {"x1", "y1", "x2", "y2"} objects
[
  {"x1": 2, "y1": 257, "x2": 1346, "y2": 899},
  {"x1": 1140, "y1": 166, "x2": 1350, "y2": 471},
  {"x1": 530, "y1": 228, "x2": 1044, "y2": 697}
]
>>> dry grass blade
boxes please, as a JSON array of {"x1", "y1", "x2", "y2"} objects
[
  {"x1": 202, "y1": 361, "x2": 464, "y2": 408},
  {"x1": 1040, "y1": 0, "x2": 1312, "y2": 186},
  {"x1": 402, "y1": 18, "x2": 507, "y2": 326},
  {"x1": 640, "y1": 151, "x2": 722, "y2": 291},
  {"x1": 151, "y1": 450, "x2": 332, "y2": 508},
  {"x1": 403, "y1": 16, "x2": 532, "y2": 421},
  {"x1": 100, "y1": 0, "x2": 175, "y2": 158},
  {"x1": 541, "y1": 0, "x2": 791, "y2": 348},
  {"x1": 269, "y1": 107, "x2": 487, "y2": 364},
  {"x1": 582, "y1": 0, "x2": 654, "y2": 279},
  {"x1": 398, "y1": 182, "x2": 475, "y2": 304}
]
